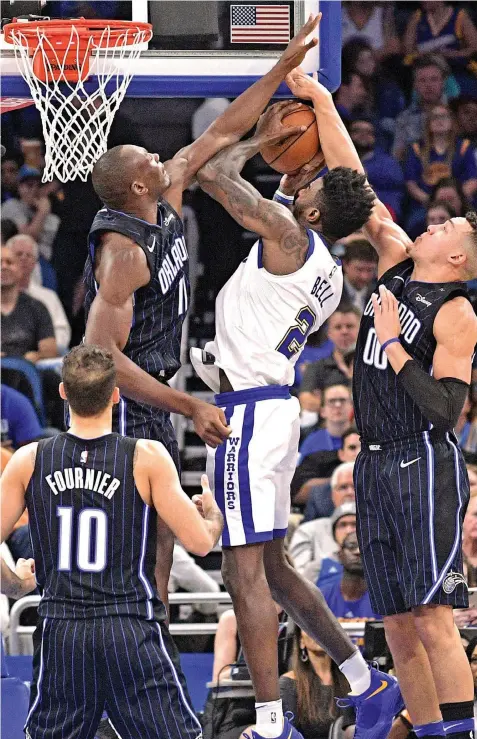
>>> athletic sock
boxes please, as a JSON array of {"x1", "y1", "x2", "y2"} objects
[
  {"x1": 414, "y1": 721, "x2": 445, "y2": 739},
  {"x1": 255, "y1": 699, "x2": 284, "y2": 738},
  {"x1": 339, "y1": 651, "x2": 371, "y2": 694},
  {"x1": 440, "y1": 701, "x2": 475, "y2": 739}
]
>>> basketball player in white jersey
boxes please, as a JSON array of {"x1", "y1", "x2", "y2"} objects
[{"x1": 191, "y1": 116, "x2": 402, "y2": 739}]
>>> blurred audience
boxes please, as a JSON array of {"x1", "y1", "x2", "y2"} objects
[
  {"x1": 8, "y1": 234, "x2": 71, "y2": 352},
  {"x1": 1, "y1": 218, "x2": 18, "y2": 245},
  {"x1": 1, "y1": 165, "x2": 60, "y2": 262},
  {"x1": 452, "y1": 95, "x2": 477, "y2": 148},
  {"x1": 341, "y1": 1, "x2": 400, "y2": 61},
  {"x1": 333, "y1": 70, "x2": 367, "y2": 121},
  {"x1": 289, "y1": 466, "x2": 356, "y2": 581},
  {"x1": 169, "y1": 544, "x2": 220, "y2": 618},
  {"x1": 299, "y1": 385, "x2": 353, "y2": 463},
  {"x1": 393, "y1": 54, "x2": 449, "y2": 161},
  {"x1": 341, "y1": 240, "x2": 378, "y2": 312},
  {"x1": 1, "y1": 384, "x2": 43, "y2": 450},
  {"x1": 403, "y1": 2, "x2": 477, "y2": 94},
  {"x1": 280, "y1": 625, "x2": 352, "y2": 739},
  {"x1": 1, "y1": 154, "x2": 20, "y2": 202},
  {"x1": 348, "y1": 117, "x2": 405, "y2": 220},
  {"x1": 303, "y1": 429, "x2": 361, "y2": 523},
  {"x1": 463, "y1": 495, "x2": 477, "y2": 589},
  {"x1": 404, "y1": 102, "x2": 477, "y2": 234},
  {"x1": 299, "y1": 307, "x2": 359, "y2": 414},
  {"x1": 430, "y1": 175, "x2": 472, "y2": 216},
  {"x1": 425, "y1": 199, "x2": 457, "y2": 226},
  {"x1": 319, "y1": 531, "x2": 377, "y2": 620}
]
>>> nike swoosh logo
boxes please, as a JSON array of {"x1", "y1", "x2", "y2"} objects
[
  {"x1": 147, "y1": 244, "x2": 155, "y2": 252},
  {"x1": 400, "y1": 458, "x2": 421, "y2": 468},
  {"x1": 365, "y1": 680, "x2": 389, "y2": 700},
  {"x1": 445, "y1": 724, "x2": 466, "y2": 731}
]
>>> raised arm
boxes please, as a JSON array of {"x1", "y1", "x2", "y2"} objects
[
  {"x1": 196, "y1": 119, "x2": 310, "y2": 275},
  {"x1": 84, "y1": 234, "x2": 229, "y2": 447},
  {"x1": 134, "y1": 440, "x2": 223, "y2": 557},
  {"x1": 162, "y1": 14, "x2": 321, "y2": 211},
  {"x1": 286, "y1": 69, "x2": 411, "y2": 277}
]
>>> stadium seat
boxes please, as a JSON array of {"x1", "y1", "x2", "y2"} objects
[{"x1": 1, "y1": 357, "x2": 47, "y2": 426}]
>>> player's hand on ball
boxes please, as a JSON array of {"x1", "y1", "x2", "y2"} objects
[
  {"x1": 279, "y1": 152, "x2": 326, "y2": 196},
  {"x1": 279, "y1": 13, "x2": 320, "y2": 72},
  {"x1": 191, "y1": 399, "x2": 231, "y2": 448},
  {"x1": 286, "y1": 67, "x2": 331, "y2": 102},
  {"x1": 371, "y1": 285, "x2": 402, "y2": 346},
  {"x1": 15, "y1": 558, "x2": 36, "y2": 594}
]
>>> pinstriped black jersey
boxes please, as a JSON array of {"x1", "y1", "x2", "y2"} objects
[
  {"x1": 353, "y1": 259, "x2": 469, "y2": 442},
  {"x1": 26, "y1": 433, "x2": 165, "y2": 621},
  {"x1": 84, "y1": 201, "x2": 190, "y2": 383}
]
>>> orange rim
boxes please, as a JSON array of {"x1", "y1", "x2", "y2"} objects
[{"x1": 3, "y1": 18, "x2": 153, "y2": 48}]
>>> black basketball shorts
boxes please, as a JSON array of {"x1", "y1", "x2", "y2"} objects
[
  {"x1": 354, "y1": 430, "x2": 470, "y2": 617},
  {"x1": 26, "y1": 616, "x2": 202, "y2": 739}
]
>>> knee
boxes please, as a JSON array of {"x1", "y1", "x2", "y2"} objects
[
  {"x1": 384, "y1": 613, "x2": 420, "y2": 657},
  {"x1": 413, "y1": 605, "x2": 456, "y2": 650},
  {"x1": 221, "y1": 553, "x2": 260, "y2": 600}
]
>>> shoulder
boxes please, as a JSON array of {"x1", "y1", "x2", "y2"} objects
[
  {"x1": 436, "y1": 295, "x2": 477, "y2": 331},
  {"x1": 135, "y1": 439, "x2": 176, "y2": 471},
  {"x1": 8, "y1": 442, "x2": 38, "y2": 474},
  {"x1": 379, "y1": 258, "x2": 413, "y2": 286}
]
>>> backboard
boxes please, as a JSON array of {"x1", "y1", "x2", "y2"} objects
[{"x1": 0, "y1": 0, "x2": 341, "y2": 98}]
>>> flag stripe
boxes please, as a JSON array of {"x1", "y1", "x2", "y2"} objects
[{"x1": 231, "y1": 4, "x2": 290, "y2": 44}]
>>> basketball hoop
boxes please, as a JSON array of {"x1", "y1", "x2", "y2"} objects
[{"x1": 3, "y1": 18, "x2": 153, "y2": 182}]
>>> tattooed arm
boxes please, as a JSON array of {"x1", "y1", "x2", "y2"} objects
[{"x1": 196, "y1": 120, "x2": 310, "y2": 276}]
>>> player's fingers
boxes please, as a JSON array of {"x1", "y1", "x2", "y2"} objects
[
  {"x1": 312, "y1": 71, "x2": 318, "y2": 81},
  {"x1": 200, "y1": 474, "x2": 211, "y2": 492},
  {"x1": 378, "y1": 284, "x2": 389, "y2": 312},
  {"x1": 275, "y1": 99, "x2": 302, "y2": 113},
  {"x1": 371, "y1": 292, "x2": 380, "y2": 313},
  {"x1": 305, "y1": 37, "x2": 319, "y2": 51}
]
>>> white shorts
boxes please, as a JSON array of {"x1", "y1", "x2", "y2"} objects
[{"x1": 207, "y1": 385, "x2": 300, "y2": 547}]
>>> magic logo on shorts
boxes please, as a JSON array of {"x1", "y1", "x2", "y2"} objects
[{"x1": 226, "y1": 436, "x2": 240, "y2": 509}]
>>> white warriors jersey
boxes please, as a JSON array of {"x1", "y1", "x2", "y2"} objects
[{"x1": 192, "y1": 229, "x2": 343, "y2": 391}]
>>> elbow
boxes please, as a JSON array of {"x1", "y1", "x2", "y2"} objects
[
  {"x1": 196, "y1": 161, "x2": 219, "y2": 185},
  {"x1": 181, "y1": 532, "x2": 214, "y2": 558}
]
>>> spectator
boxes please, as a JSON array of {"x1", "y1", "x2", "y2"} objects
[
  {"x1": 341, "y1": 240, "x2": 378, "y2": 312},
  {"x1": 1, "y1": 384, "x2": 43, "y2": 450},
  {"x1": 8, "y1": 234, "x2": 71, "y2": 352},
  {"x1": 431, "y1": 175, "x2": 472, "y2": 216},
  {"x1": 300, "y1": 307, "x2": 360, "y2": 414},
  {"x1": 348, "y1": 117, "x2": 405, "y2": 219},
  {"x1": 1, "y1": 245, "x2": 57, "y2": 361},
  {"x1": 333, "y1": 70, "x2": 367, "y2": 121},
  {"x1": 1, "y1": 218, "x2": 18, "y2": 245},
  {"x1": 299, "y1": 385, "x2": 353, "y2": 462},
  {"x1": 404, "y1": 103, "x2": 477, "y2": 233},
  {"x1": 425, "y1": 199, "x2": 457, "y2": 226},
  {"x1": 319, "y1": 531, "x2": 378, "y2": 620},
  {"x1": 1, "y1": 165, "x2": 60, "y2": 262},
  {"x1": 279, "y1": 625, "x2": 352, "y2": 739},
  {"x1": 289, "y1": 468, "x2": 356, "y2": 581},
  {"x1": 169, "y1": 543, "x2": 220, "y2": 618},
  {"x1": 1, "y1": 154, "x2": 20, "y2": 202},
  {"x1": 393, "y1": 54, "x2": 450, "y2": 161},
  {"x1": 341, "y1": 1, "x2": 400, "y2": 61},
  {"x1": 452, "y1": 95, "x2": 477, "y2": 148},
  {"x1": 303, "y1": 428, "x2": 361, "y2": 523},
  {"x1": 342, "y1": 39, "x2": 405, "y2": 148},
  {"x1": 403, "y1": 2, "x2": 477, "y2": 94}
]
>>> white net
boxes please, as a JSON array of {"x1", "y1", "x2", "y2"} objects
[{"x1": 7, "y1": 23, "x2": 151, "y2": 182}]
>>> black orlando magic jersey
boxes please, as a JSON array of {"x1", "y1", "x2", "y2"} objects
[
  {"x1": 84, "y1": 202, "x2": 190, "y2": 382},
  {"x1": 353, "y1": 259, "x2": 469, "y2": 442},
  {"x1": 26, "y1": 433, "x2": 165, "y2": 621}
]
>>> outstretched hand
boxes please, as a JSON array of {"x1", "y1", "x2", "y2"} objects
[
  {"x1": 286, "y1": 68, "x2": 331, "y2": 103},
  {"x1": 279, "y1": 13, "x2": 321, "y2": 72}
]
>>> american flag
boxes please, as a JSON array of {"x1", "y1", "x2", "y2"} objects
[{"x1": 230, "y1": 5, "x2": 291, "y2": 44}]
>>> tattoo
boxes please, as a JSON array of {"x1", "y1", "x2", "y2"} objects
[{"x1": 207, "y1": 510, "x2": 224, "y2": 548}]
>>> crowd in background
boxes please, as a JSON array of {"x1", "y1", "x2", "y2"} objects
[{"x1": 3, "y1": 3, "x2": 477, "y2": 735}]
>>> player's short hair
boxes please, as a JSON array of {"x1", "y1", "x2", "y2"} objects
[
  {"x1": 342, "y1": 239, "x2": 378, "y2": 264},
  {"x1": 62, "y1": 345, "x2": 116, "y2": 417},
  {"x1": 465, "y1": 210, "x2": 477, "y2": 277},
  {"x1": 92, "y1": 145, "x2": 133, "y2": 209},
  {"x1": 318, "y1": 168, "x2": 375, "y2": 243}
]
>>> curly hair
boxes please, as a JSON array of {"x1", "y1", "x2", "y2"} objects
[{"x1": 317, "y1": 167, "x2": 375, "y2": 242}]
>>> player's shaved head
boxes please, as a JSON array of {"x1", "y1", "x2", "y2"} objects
[{"x1": 92, "y1": 145, "x2": 145, "y2": 209}]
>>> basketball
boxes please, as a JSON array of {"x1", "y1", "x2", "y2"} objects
[{"x1": 260, "y1": 105, "x2": 321, "y2": 175}]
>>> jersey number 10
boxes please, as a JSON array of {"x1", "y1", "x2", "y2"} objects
[{"x1": 57, "y1": 507, "x2": 107, "y2": 573}]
